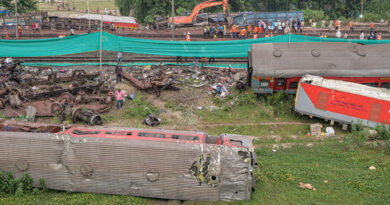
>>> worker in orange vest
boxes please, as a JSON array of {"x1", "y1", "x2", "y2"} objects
[
  {"x1": 186, "y1": 32, "x2": 191, "y2": 42},
  {"x1": 259, "y1": 26, "x2": 263, "y2": 34},
  {"x1": 370, "y1": 22, "x2": 374, "y2": 32},
  {"x1": 254, "y1": 26, "x2": 258, "y2": 34},
  {"x1": 349, "y1": 21, "x2": 353, "y2": 32},
  {"x1": 230, "y1": 25, "x2": 237, "y2": 38},
  {"x1": 239, "y1": 28, "x2": 246, "y2": 40},
  {"x1": 247, "y1": 24, "x2": 252, "y2": 34}
]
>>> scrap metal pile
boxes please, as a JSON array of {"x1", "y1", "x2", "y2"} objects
[
  {"x1": 121, "y1": 64, "x2": 248, "y2": 96},
  {"x1": 0, "y1": 59, "x2": 115, "y2": 125}
]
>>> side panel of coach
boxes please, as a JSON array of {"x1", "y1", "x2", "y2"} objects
[{"x1": 294, "y1": 83, "x2": 390, "y2": 128}]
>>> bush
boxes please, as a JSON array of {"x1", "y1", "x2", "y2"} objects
[
  {"x1": 236, "y1": 90, "x2": 257, "y2": 106},
  {"x1": 387, "y1": 139, "x2": 390, "y2": 152},
  {"x1": 375, "y1": 124, "x2": 390, "y2": 140},
  {"x1": 0, "y1": 172, "x2": 34, "y2": 195},
  {"x1": 304, "y1": 9, "x2": 326, "y2": 22},
  {"x1": 126, "y1": 94, "x2": 159, "y2": 119},
  {"x1": 345, "y1": 122, "x2": 369, "y2": 151},
  {"x1": 361, "y1": 12, "x2": 390, "y2": 22}
]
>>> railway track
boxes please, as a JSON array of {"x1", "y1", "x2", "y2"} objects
[{"x1": 15, "y1": 56, "x2": 248, "y2": 63}]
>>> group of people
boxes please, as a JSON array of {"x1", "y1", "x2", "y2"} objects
[
  {"x1": 359, "y1": 31, "x2": 382, "y2": 40},
  {"x1": 203, "y1": 24, "x2": 227, "y2": 38}
]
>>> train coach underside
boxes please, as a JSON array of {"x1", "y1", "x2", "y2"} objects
[{"x1": 0, "y1": 131, "x2": 255, "y2": 201}]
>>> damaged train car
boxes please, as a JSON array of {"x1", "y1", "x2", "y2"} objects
[
  {"x1": 294, "y1": 75, "x2": 390, "y2": 129},
  {"x1": 0, "y1": 120, "x2": 257, "y2": 201},
  {"x1": 248, "y1": 42, "x2": 390, "y2": 94}
]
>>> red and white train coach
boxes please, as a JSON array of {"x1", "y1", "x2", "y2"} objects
[
  {"x1": 294, "y1": 75, "x2": 390, "y2": 128},
  {"x1": 248, "y1": 42, "x2": 390, "y2": 94}
]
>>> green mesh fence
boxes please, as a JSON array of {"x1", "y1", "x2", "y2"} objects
[{"x1": 1, "y1": 32, "x2": 389, "y2": 58}]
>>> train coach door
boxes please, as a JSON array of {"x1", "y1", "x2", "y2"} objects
[
  {"x1": 274, "y1": 78, "x2": 286, "y2": 92},
  {"x1": 369, "y1": 103, "x2": 382, "y2": 123}
]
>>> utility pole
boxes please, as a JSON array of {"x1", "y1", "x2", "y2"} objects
[
  {"x1": 15, "y1": 0, "x2": 18, "y2": 39},
  {"x1": 360, "y1": 0, "x2": 365, "y2": 18},
  {"x1": 88, "y1": 0, "x2": 91, "y2": 31},
  {"x1": 171, "y1": 0, "x2": 175, "y2": 40},
  {"x1": 100, "y1": 14, "x2": 103, "y2": 71}
]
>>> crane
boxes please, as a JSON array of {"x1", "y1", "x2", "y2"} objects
[{"x1": 169, "y1": 0, "x2": 229, "y2": 25}]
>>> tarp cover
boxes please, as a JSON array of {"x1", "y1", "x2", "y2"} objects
[{"x1": 0, "y1": 32, "x2": 389, "y2": 58}]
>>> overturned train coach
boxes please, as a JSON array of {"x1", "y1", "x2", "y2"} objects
[
  {"x1": 248, "y1": 42, "x2": 390, "y2": 94},
  {"x1": 294, "y1": 75, "x2": 390, "y2": 128},
  {"x1": 0, "y1": 120, "x2": 257, "y2": 201}
]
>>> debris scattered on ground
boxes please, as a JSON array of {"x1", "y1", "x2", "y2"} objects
[
  {"x1": 325, "y1": 127, "x2": 335, "y2": 137},
  {"x1": 299, "y1": 182, "x2": 314, "y2": 190},
  {"x1": 324, "y1": 180, "x2": 328, "y2": 184},
  {"x1": 310, "y1": 123, "x2": 323, "y2": 137},
  {"x1": 121, "y1": 65, "x2": 247, "y2": 97},
  {"x1": 0, "y1": 60, "x2": 115, "y2": 124},
  {"x1": 144, "y1": 113, "x2": 161, "y2": 126}
]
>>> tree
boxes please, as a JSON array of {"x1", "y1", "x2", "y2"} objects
[{"x1": 0, "y1": 0, "x2": 38, "y2": 14}]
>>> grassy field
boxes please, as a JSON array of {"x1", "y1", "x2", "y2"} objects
[{"x1": 1, "y1": 85, "x2": 390, "y2": 205}]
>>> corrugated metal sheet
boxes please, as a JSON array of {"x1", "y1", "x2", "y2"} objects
[
  {"x1": 0, "y1": 131, "x2": 254, "y2": 201},
  {"x1": 250, "y1": 42, "x2": 390, "y2": 77}
]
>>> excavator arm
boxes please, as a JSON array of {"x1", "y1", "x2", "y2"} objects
[
  {"x1": 169, "y1": 0, "x2": 229, "y2": 25},
  {"x1": 190, "y1": 0, "x2": 229, "y2": 21}
]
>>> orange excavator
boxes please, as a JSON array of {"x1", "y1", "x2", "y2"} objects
[{"x1": 169, "y1": 0, "x2": 229, "y2": 25}]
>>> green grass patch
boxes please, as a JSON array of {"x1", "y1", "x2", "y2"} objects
[{"x1": 0, "y1": 192, "x2": 147, "y2": 205}]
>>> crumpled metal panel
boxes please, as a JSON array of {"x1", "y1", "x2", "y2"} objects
[
  {"x1": 0, "y1": 131, "x2": 254, "y2": 201},
  {"x1": 251, "y1": 43, "x2": 390, "y2": 77}
]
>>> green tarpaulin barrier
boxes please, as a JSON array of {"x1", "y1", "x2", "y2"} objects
[
  {"x1": 1, "y1": 32, "x2": 389, "y2": 58},
  {"x1": 22, "y1": 62, "x2": 248, "y2": 69}
]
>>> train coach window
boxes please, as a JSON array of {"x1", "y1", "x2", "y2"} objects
[
  {"x1": 105, "y1": 131, "x2": 132, "y2": 136},
  {"x1": 260, "y1": 80, "x2": 269, "y2": 87},
  {"x1": 171, "y1": 135, "x2": 199, "y2": 141},
  {"x1": 138, "y1": 132, "x2": 166, "y2": 138},
  {"x1": 72, "y1": 129, "x2": 100, "y2": 135},
  {"x1": 362, "y1": 83, "x2": 379, "y2": 88},
  {"x1": 277, "y1": 79, "x2": 285, "y2": 86},
  {"x1": 289, "y1": 82, "x2": 299, "y2": 89},
  {"x1": 381, "y1": 82, "x2": 390, "y2": 89}
]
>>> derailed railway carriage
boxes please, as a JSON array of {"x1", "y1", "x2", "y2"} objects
[
  {"x1": 248, "y1": 42, "x2": 390, "y2": 94},
  {"x1": 0, "y1": 120, "x2": 257, "y2": 201},
  {"x1": 294, "y1": 75, "x2": 390, "y2": 128}
]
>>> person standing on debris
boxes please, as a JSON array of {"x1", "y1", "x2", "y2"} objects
[
  {"x1": 186, "y1": 32, "x2": 191, "y2": 42},
  {"x1": 70, "y1": 28, "x2": 75, "y2": 36},
  {"x1": 230, "y1": 25, "x2": 237, "y2": 38},
  {"x1": 377, "y1": 32, "x2": 382, "y2": 40},
  {"x1": 349, "y1": 20, "x2": 353, "y2": 32},
  {"x1": 344, "y1": 32, "x2": 348, "y2": 39},
  {"x1": 223, "y1": 24, "x2": 226, "y2": 35},
  {"x1": 115, "y1": 89, "x2": 126, "y2": 110},
  {"x1": 312, "y1": 21, "x2": 317, "y2": 33},
  {"x1": 117, "y1": 52, "x2": 122, "y2": 65},
  {"x1": 336, "y1": 30, "x2": 341, "y2": 38},
  {"x1": 370, "y1": 22, "x2": 374, "y2": 32},
  {"x1": 239, "y1": 27, "x2": 246, "y2": 40},
  {"x1": 360, "y1": 31, "x2": 365, "y2": 40},
  {"x1": 218, "y1": 25, "x2": 224, "y2": 38},
  {"x1": 115, "y1": 63, "x2": 123, "y2": 84},
  {"x1": 334, "y1": 19, "x2": 339, "y2": 31},
  {"x1": 18, "y1": 25, "x2": 22, "y2": 37},
  {"x1": 247, "y1": 24, "x2": 252, "y2": 34}
]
